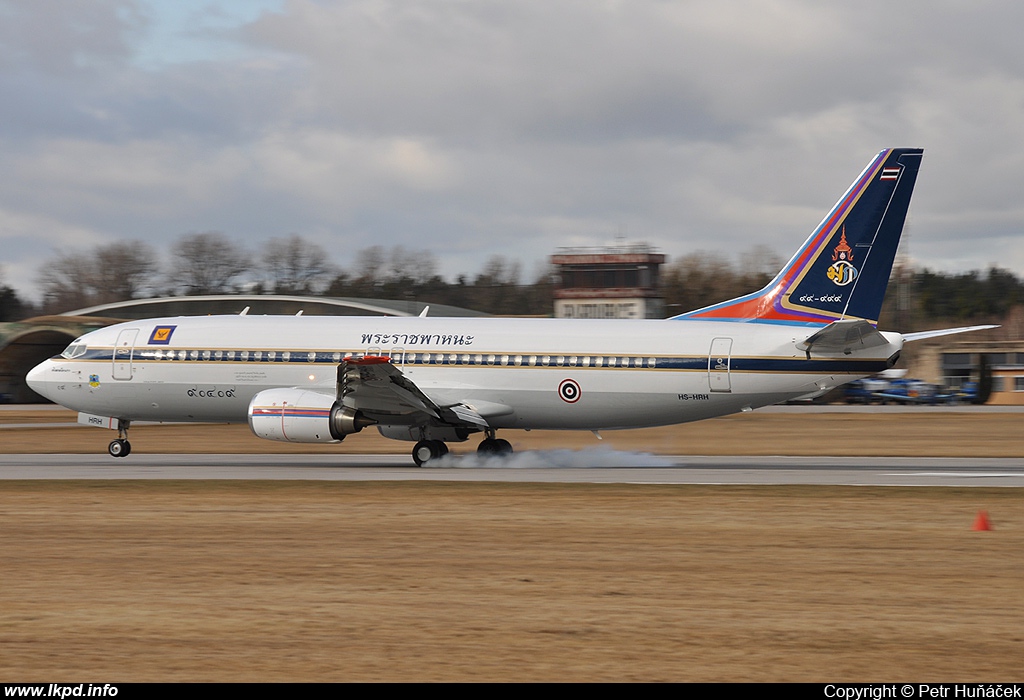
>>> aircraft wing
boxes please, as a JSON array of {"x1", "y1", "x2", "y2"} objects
[{"x1": 339, "y1": 355, "x2": 492, "y2": 430}]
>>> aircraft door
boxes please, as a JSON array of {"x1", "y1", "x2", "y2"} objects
[
  {"x1": 391, "y1": 347, "x2": 406, "y2": 370},
  {"x1": 112, "y1": 328, "x2": 139, "y2": 381},
  {"x1": 708, "y1": 337, "x2": 733, "y2": 392}
]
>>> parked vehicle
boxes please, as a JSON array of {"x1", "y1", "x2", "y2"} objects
[{"x1": 843, "y1": 377, "x2": 972, "y2": 405}]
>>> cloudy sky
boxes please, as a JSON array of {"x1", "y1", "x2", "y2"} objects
[{"x1": 2, "y1": 0, "x2": 1023, "y2": 301}]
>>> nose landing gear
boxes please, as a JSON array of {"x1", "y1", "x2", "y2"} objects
[{"x1": 108, "y1": 419, "x2": 131, "y2": 458}]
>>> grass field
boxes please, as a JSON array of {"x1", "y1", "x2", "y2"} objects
[
  {"x1": 1, "y1": 481, "x2": 1021, "y2": 682},
  {"x1": 1, "y1": 409, "x2": 1021, "y2": 681}
]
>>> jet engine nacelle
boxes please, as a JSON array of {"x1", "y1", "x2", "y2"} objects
[{"x1": 247, "y1": 388, "x2": 374, "y2": 443}]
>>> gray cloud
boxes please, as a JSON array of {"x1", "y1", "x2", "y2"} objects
[{"x1": 2, "y1": 0, "x2": 1024, "y2": 298}]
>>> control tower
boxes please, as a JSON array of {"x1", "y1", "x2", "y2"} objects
[{"x1": 550, "y1": 243, "x2": 666, "y2": 319}]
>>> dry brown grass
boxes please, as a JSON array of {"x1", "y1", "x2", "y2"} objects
[
  {"x1": 1, "y1": 481, "x2": 1022, "y2": 682},
  {"x1": 3, "y1": 408, "x2": 1024, "y2": 457},
  {"x1": 2, "y1": 410, "x2": 1023, "y2": 681}
]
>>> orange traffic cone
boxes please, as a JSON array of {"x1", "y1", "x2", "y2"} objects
[{"x1": 972, "y1": 510, "x2": 993, "y2": 531}]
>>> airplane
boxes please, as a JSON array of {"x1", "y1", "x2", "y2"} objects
[{"x1": 26, "y1": 147, "x2": 994, "y2": 465}]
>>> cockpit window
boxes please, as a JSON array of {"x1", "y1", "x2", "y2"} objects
[{"x1": 61, "y1": 339, "x2": 88, "y2": 359}]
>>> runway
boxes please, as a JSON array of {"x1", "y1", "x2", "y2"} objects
[{"x1": 2, "y1": 452, "x2": 1023, "y2": 486}]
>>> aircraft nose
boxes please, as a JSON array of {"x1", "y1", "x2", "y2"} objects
[{"x1": 26, "y1": 360, "x2": 55, "y2": 401}]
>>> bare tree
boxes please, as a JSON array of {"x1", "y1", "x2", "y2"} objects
[
  {"x1": 168, "y1": 232, "x2": 251, "y2": 295},
  {"x1": 387, "y1": 245, "x2": 438, "y2": 286},
  {"x1": 662, "y1": 251, "x2": 739, "y2": 314},
  {"x1": 472, "y1": 255, "x2": 522, "y2": 314},
  {"x1": 353, "y1": 245, "x2": 386, "y2": 285},
  {"x1": 738, "y1": 244, "x2": 784, "y2": 288},
  {"x1": 260, "y1": 234, "x2": 334, "y2": 294},
  {"x1": 37, "y1": 241, "x2": 157, "y2": 313},
  {"x1": 38, "y1": 253, "x2": 93, "y2": 313},
  {"x1": 93, "y1": 242, "x2": 159, "y2": 302}
]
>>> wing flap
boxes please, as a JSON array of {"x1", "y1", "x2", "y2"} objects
[
  {"x1": 458, "y1": 400, "x2": 514, "y2": 418},
  {"x1": 445, "y1": 404, "x2": 490, "y2": 429},
  {"x1": 339, "y1": 355, "x2": 488, "y2": 432}
]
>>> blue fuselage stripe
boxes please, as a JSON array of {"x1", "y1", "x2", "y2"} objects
[{"x1": 65, "y1": 348, "x2": 889, "y2": 375}]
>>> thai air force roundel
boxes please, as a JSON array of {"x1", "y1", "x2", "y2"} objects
[{"x1": 558, "y1": 379, "x2": 581, "y2": 403}]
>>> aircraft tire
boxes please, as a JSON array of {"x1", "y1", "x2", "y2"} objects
[
  {"x1": 108, "y1": 439, "x2": 130, "y2": 458},
  {"x1": 413, "y1": 439, "x2": 446, "y2": 466},
  {"x1": 412, "y1": 440, "x2": 431, "y2": 466},
  {"x1": 478, "y1": 438, "x2": 512, "y2": 457}
]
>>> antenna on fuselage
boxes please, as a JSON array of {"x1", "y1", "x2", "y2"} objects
[
  {"x1": 239, "y1": 306, "x2": 250, "y2": 316},
  {"x1": 419, "y1": 306, "x2": 430, "y2": 318}
]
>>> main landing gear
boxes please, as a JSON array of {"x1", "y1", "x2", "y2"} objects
[
  {"x1": 108, "y1": 419, "x2": 131, "y2": 458},
  {"x1": 477, "y1": 437, "x2": 513, "y2": 457},
  {"x1": 412, "y1": 439, "x2": 448, "y2": 466},
  {"x1": 477, "y1": 428, "x2": 512, "y2": 457},
  {"x1": 410, "y1": 431, "x2": 514, "y2": 466}
]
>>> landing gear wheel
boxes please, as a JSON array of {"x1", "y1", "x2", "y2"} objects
[
  {"x1": 108, "y1": 439, "x2": 131, "y2": 458},
  {"x1": 477, "y1": 438, "x2": 513, "y2": 457},
  {"x1": 412, "y1": 439, "x2": 447, "y2": 466},
  {"x1": 109, "y1": 418, "x2": 132, "y2": 458}
]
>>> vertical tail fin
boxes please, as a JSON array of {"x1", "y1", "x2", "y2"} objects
[{"x1": 673, "y1": 148, "x2": 924, "y2": 326}]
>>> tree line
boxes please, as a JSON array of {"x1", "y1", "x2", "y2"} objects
[
  {"x1": 14, "y1": 232, "x2": 554, "y2": 318},
  {"x1": 1, "y1": 232, "x2": 1022, "y2": 334}
]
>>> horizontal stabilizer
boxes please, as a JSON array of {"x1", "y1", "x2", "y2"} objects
[
  {"x1": 796, "y1": 319, "x2": 889, "y2": 354},
  {"x1": 903, "y1": 325, "x2": 999, "y2": 342}
]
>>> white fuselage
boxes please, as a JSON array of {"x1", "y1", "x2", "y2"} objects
[{"x1": 26, "y1": 314, "x2": 902, "y2": 431}]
